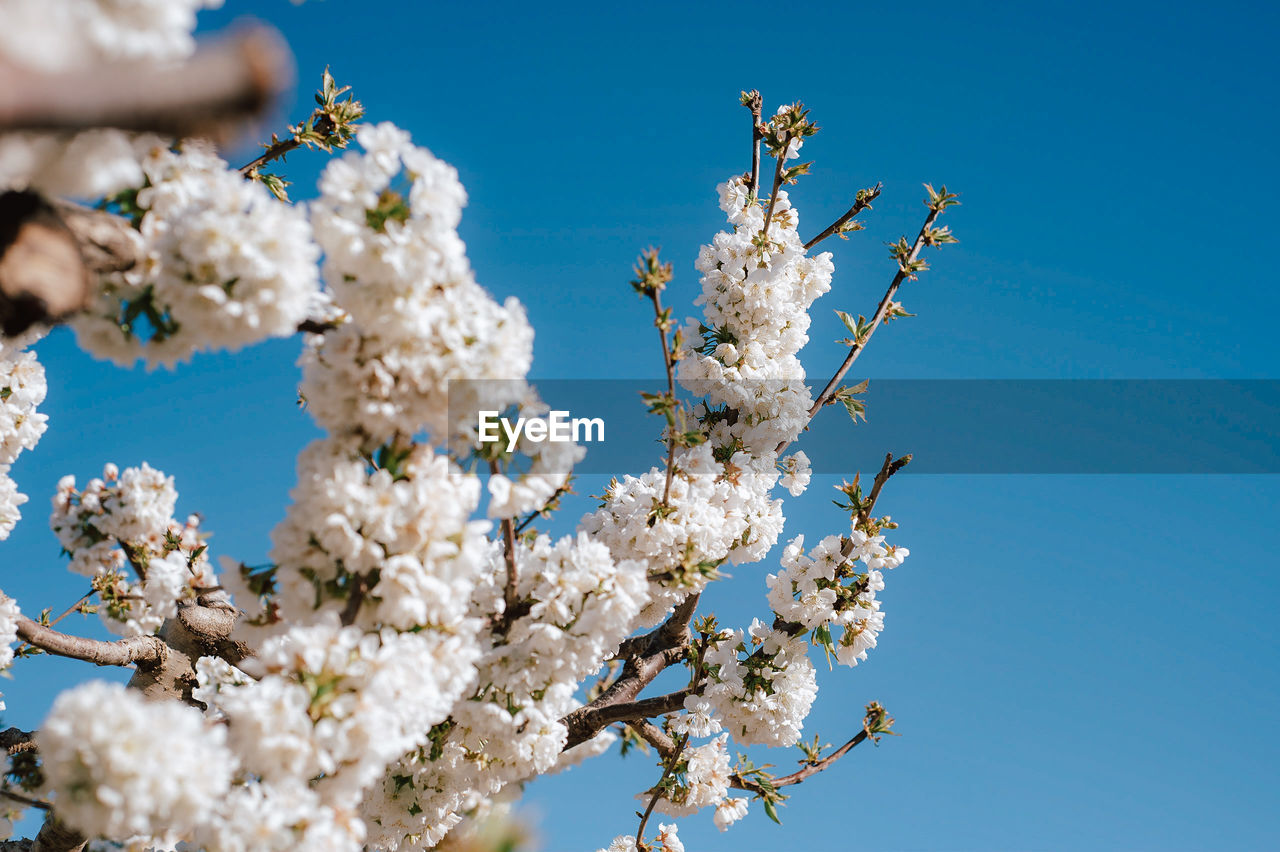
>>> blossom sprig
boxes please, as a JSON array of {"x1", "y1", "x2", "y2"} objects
[
  {"x1": 632, "y1": 248, "x2": 689, "y2": 509},
  {"x1": 804, "y1": 182, "x2": 884, "y2": 249},
  {"x1": 240, "y1": 67, "x2": 365, "y2": 200}
]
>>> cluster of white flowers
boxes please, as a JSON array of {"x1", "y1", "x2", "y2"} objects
[
  {"x1": 767, "y1": 531, "x2": 907, "y2": 666},
  {"x1": 253, "y1": 437, "x2": 488, "y2": 635},
  {"x1": 363, "y1": 533, "x2": 648, "y2": 849},
  {"x1": 583, "y1": 112, "x2": 830, "y2": 638},
  {"x1": 581, "y1": 442, "x2": 784, "y2": 627},
  {"x1": 778, "y1": 450, "x2": 812, "y2": 497},
  {"x1": 599, "y1": 822, "x2": 685, "y2": 852},
  {"x1": 36, "y1": 680, "x2": 234, "y2": 841},
  {"x1": 0, "y1": 129, "x2": 165, "y2": 199},
  {"x1": 0, "y1": 593, "x2": 20, "y2": 712},
  {"x1": 648, "y1": 733, "x2": 733, "y2": 818},
  {"x1": 702, "y1": 620, "x2": 818, "y2": 748},
  {"x1": 0, "y1": 334, "x2": 47, "y2": 540},
  {"x1": 301, "y1": 123, "x2": 532, "y2": 448},
  {"x1": 193, "y1": 122, "x2": 612, "y2": 850},
  {"x1": 50, "y1": 461, "x2": 215, "y2": 636},
  {"x1": 678, "y1": 171, "x2": 833, "y2": 455},
  {"x1": 72, "y1": 141, "x2": 321, "y2": 367}
]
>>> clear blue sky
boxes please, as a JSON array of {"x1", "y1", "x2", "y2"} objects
[{"x1": 5, "y1": 1, "x2": 1278, "y2": 850}]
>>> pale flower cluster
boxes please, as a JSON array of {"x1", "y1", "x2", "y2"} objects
[
  {"x1": 0, "y1": 0, "x2": 221, "y2": 73},
  {"x1": 599, "y1": 822, "x2": 684, "y2": 852},
  {"x1": 50, "y1": 461, "x2": 216, "y2": 636},
  {"x1": 0, "y1": 334, "x2": 47, "y2": 540},
  {"x1": 301, "y1": 123, "x2": 532, "y2": 447},
  {"x1": 581, "y1": 442, "x2": 784, "y2": 627},
  {"x1": 36, "y1": 680, "x2": 234, "y2": 841},
  {"x1": 73, "y1": 141, "x2": 321, "y2": 367},
  {"x1": 0, "y1": 593, "x2": 20, "y2": 712},
  {"x1": 362, "y1": 533, "x2": 648, "y2": 849},
  {"x1": 1, "y1": 70, "x2": 919, "y2": 847},
  {"x1": 702, "y1": 621, "x2": 819, "y2": 748},
  {"x1": 649, "y1": 733, "x2": 733, "y2": 818},
  {"x1": 766, "y1": 531, "x2": 907, "y2": 666}
]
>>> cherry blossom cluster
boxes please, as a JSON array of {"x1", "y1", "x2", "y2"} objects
[
  {"x1": 37, "y1": 680, "x2": 234, "y2": 842},
  {"x1": 72, "y1": 141, "x2": 322, "y2": 367},
  {"x1": 301, "y1": 123, "x2": 532, "y2": 449},
  {"x1": 362, "y1": 533, "x2": 648, "y2": 849},
  {"x1": 767, "y1": 531, "x2": 908, "y2": 667},
  {"x1": 50, "y1": 461, "x2": 216, "y2": 637},
  {"x1": 598, "y1": 822, "x2": 685, "y2": 852},
  {"x1": 0, "y1": 593, "x2": 20, "y2": 712},
  {"x1": 0, "y1": 333, "x2": 47, "y2": 540}
]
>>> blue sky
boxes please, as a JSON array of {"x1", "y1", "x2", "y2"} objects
[{"x1": 5, "y1": 1, "x2": 1279, "y2": 850}]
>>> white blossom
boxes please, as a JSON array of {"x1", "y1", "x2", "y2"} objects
[{"x1": 37, "y1": 681, "x2": 234, "y2": 841}]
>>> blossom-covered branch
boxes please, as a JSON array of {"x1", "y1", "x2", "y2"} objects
[{"x1": 779, "y1": 183, "x2": 959, "y2": 453}]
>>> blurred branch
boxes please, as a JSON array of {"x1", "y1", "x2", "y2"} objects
[
  {"x1": 0, "y1": 26, "x2": 291, "y2": 140},
  {"x1": 15, "y1": 615, "x2": 166, "y2": 668}
]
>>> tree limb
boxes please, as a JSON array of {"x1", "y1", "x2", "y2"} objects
[
  {"x1": 803, "y1": 182, "x2": 882, "y2": 250},
  {"x1": 15, "y1": 616, "x2": 166, "y2": 669}
]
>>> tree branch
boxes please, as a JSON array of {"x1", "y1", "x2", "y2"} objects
[
  {"x1": 0, "y1": 26, "x2": 290, "y2": 140},
  {"x1": 15, "y1": 616, "x2": 166, "y2": 669},
  {"x1": 777, "y1": 202, "x2": 945, "y2": 454},
  {"x1": 630, "y1": 719, "x2": 677, "y2": 758},
  {"x1": 490, "y1": 460, "x2": 521, "y2": 630},
  {"x1": 803, "y1": 182, "x2": 882, "y2": 250},
  {"x1": 0, "y1": 788, "x2": 50, "y2": 811},
  {"x1": 742, "y1": 90, "x2": 763, "y2": 198}
]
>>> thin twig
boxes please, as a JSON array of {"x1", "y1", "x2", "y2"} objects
[
  {"x1": 490, "y1": 461, "x2": 521, "y2": 627},
  {"x1": 513, "y1": 480, "x2": 572, "y2": 534},
  {"x1": 861, "y1": 452, "x2": 912, "y2": 529},
  {"x1": 777, "y1": 205, "x2": 943, "y2": 455},
  {"x1": 743, "y1": 90, "x2": 763, "y2": 198},
  {"x1": 635, "y1": 730, "x2": 688, "y2": 848},
  {"x1": 732, "y1": 729, "x2": 869, "y2": 794},
  {"x1": 0, "y1": 788, "x2": 50, "y2": 811},
  {"x1": 803, "y1": 182, "x2": 883, "y2": 250},
  {"x1": 635, "y1": 634, "x2": 710, "y2": 849},
  {"x1": 13, "y1": 589, "x2": 92, "y2": 656},
  {"x1": 760, "y1": 142, "x2": 789, "y2": 240},
  {"x1": 649, "y1": 289, "x2": 678, "y2": 508}
]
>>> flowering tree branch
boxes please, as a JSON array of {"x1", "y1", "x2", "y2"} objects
[
  {"x1": 561, "y1": 591, "x2": 701, "y2": 748},
  {"x1": 777, "y1": 185, "x2": 958, "y2": 454}
]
